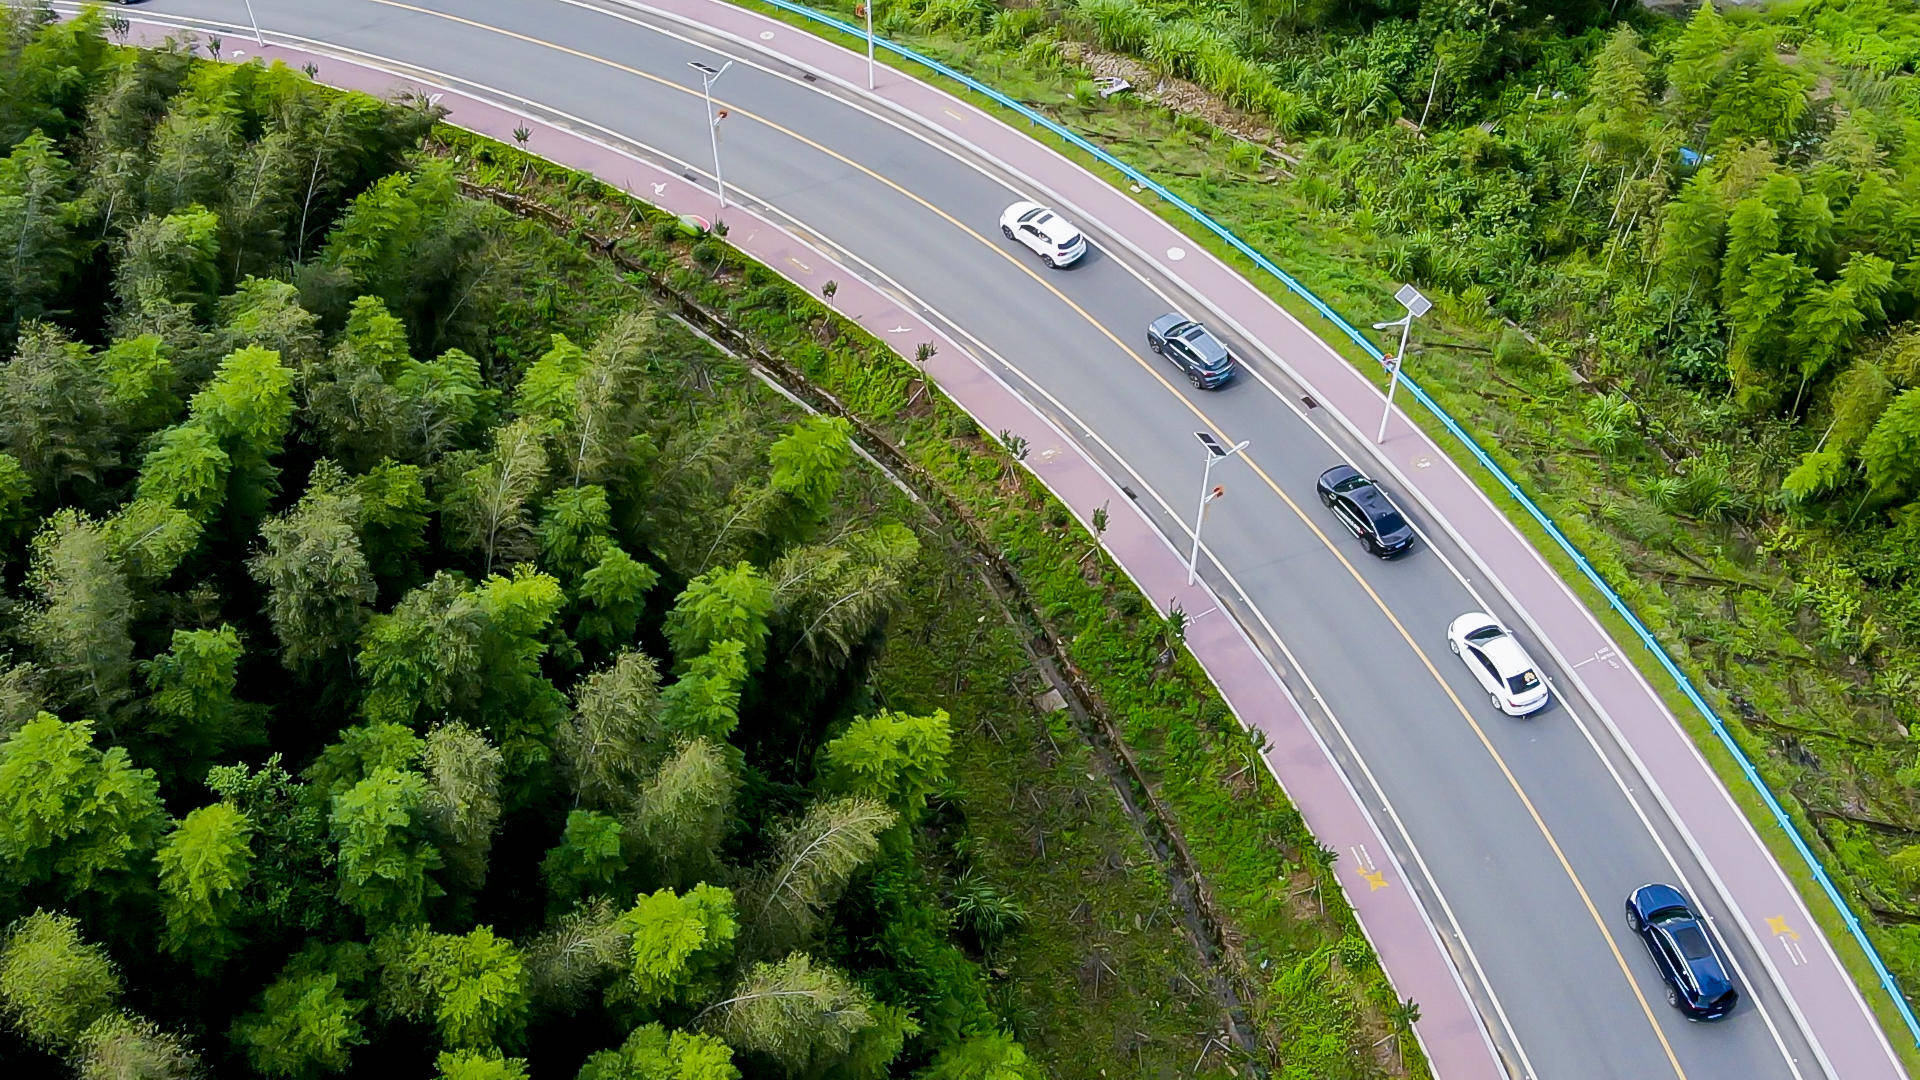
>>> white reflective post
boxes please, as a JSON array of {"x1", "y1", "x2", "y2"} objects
[{"x1": 865, "y1": 2, "x2": 875, "y2": 90}]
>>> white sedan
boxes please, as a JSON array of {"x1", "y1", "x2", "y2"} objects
[
  {"x1": 1447, "y1": 612, "x2": 1550, "y2": 716},
  {"x1": 999, "y1": 201, "x2": 1086, "y2": 267}
]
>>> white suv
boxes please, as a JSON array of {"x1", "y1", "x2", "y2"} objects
[{"x1": 1000, "y1": 201, "x2": 1086, "y2": 267}]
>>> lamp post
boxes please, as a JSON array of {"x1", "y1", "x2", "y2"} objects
[
  {"x1": 241, "y1": 0, "x2": 264, "y2": 45},
  {"x1": 1189, "y1": 432, "x2": 1250, "y2": 585},
  {"x1": 1373, "y1": 283, "x2": 1432, "y2": 444},
  {"x1": 859, "y1": 2, "x2": 875, "y2": 89},
  {"x1": 687, "y1": 60, "x2": 733, "y2": 212}
]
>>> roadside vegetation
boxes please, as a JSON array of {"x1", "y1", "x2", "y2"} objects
[
  {"x1": 740, "y1": 0, "x2": 1920, "y2": 1035},
  {"x1": 0, "y1": 5, "x2": 1418, "y2": 1080}
]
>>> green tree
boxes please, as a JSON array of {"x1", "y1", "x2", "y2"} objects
[
  {"x1": 420, "y1": 723, "x2": 504, "y2": 892},
  {"x1": 330, "y1": 766, "x2": 443, "y2": 927},
  {"x1": 0, "y1": 910, "x2": 120, "y2": 1052},
  {"x1": 96, "y1": 334, "x2": 180, "y2": 435},
  {"x1": 918, "y1": 1032, "x2": 1044, "y2": 1080},
  {"x1": 377, "y1": 925, "x2": 529, "y2": 1050},
  {"x1": 1577, "y1": 26, "x2": 1652, "y2": 167},
  {"x1": 249, "y1": 462, "x2": 377, "y2": 672},
  {"x1": 657, "y1": 641, "x2": 748, "y2": 744},
  {"x1": 1655, "y1": 173, "x2": 1726, "y2": 295},
  {"x1": 155, "y1": 801, "x2": 254, "y2": 966},
  {"x1": 577, "y1": 1023, "x2": 739, "y2": 1080},
  {"x1": 557, "y1": 650, "x2": 663, "y2": 812},
  {"x1": 1667, "y1": 0, "x2": 1733, "y2": 119},
  {"x1": 745, "y1": 798, "x2": 894, "y2": 956},
  {"x1": 102, "y1": 498, "x2": 201, "y2": 585},
  {"x1": 630, "y1": 738, "x2": 737, "y2": 889},
  {"x1": 0, "y1": 714, "x2": 163, "y2": 897},
  {"x1": 75, "y1": 1010, "x2": 198, "y2": 1080},
  {"x1": 232, "y1": 970, "x2": 366, "y2": 1078},
  {"x1": 1707, "y1": 32, "x2": 1812, "y2": 148},
  {"x1": 615, "y1": 884, "x2": 738, "y2": 1010},
  {"x1": 115, "y1": 206, "x2": 223, "y2": 315},
  {"x1": 299, "y1": 295, "x2": 412, "y2": 469},
  {"x1": 136, "y1": 422, "x2": 229, "y2": 523},
  {"x1": 1862, "y1": 388, "x2": 1920, "y2": 500},
  {"x1": 394, "y1": 346, "x2": 487, "y2": 462},
  {"x1": 438, "y1": 1050, "x2": 532, "y2": 1080},
  {"x1": 354, "y1": 460, "x2": 432, "y2": 586},
  {"x1": 698, "y1": 953, "x2": 874, "y2": 1075},
  {"x1": 187, "y1": 344, "x2": 295, "y2": 523},
  {"x1": 541, "y1": 483, "x2": 615, "y2": 580},
  {"x1": 216, "y1": 277, "x2": 323, "y2": 371},
  {"x1": 25, "y1": 510, "x2": 135, "y2": 719},
  {"x1": 0, "y1": 131, "x2": 85, "y2": 330},
  {"x1": 143, "y1": 69, "x2": 241, "y2": 219},
  {"x1": 0, "y1": 324, "x2": 116, "y2": 503},
  {"x1": 665, "y1": 563, "x2": 773, "y2": 670},
  {"x1": 357, "y1": 568, "x2": 568, "y2": 770},
  {"x1": 140, "y1": 624, "x2": 251, "y2": 762},
  {"x1": 541, "y1": 809, "x2": 627, "y2": 903},
  {"x1": 577, "y1": 546, "x2": 660, "y2": 650},
  {"x1": 206, "y1": 755, "x2": 334, "y2": 934},
  {"x1": 769, "y1": 523, "x2": 920, "y2": 669},
  {"x1": 768, "y1": 416, "x2": 852, "y2": 532},
  {"x1": 1719, "y1": 196, "x2": 1781, "y2": 310},
  {"x1": 817, "y1": 710, "x2": 952, "y2": 822},
  {"x1": 442, "y1": 419, "x2": 550, "y2": 575}
]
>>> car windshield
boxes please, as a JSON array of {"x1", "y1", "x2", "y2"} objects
[
  {"x1": 1669, "y1": 923, "x2": 1715, "y2": 961},
  {"x1": 1333, "y1": 475, "x2": 1371, "y2": 494},
  {"x1": 1019, "y1": 207, "x2": 1044, "y2": 223},
  {"x1": 1464, "y1": 625, "x2": 1504, "y2": 645},
  {"x1": 1505, "y1": 669, "x2": 1540, "y2": 694},
  {"x1": 1375, "y1": 510, "x2": 1408, "y2": 534}
]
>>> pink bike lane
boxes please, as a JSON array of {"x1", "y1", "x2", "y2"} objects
[{"x1": 600, "y1": 0, "x2": 1908, "y2": 1076}]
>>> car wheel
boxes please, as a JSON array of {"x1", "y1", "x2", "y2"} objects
[
  {"x1": 1625, "y1": 904, "x2": 1643, "y2": 932},
  {"x1": 1667, "y1": 986, "x2": 1681, "y2": 1009},
  {"x1": 1042, "y1": 254, "x2": 1055, "y2": 268},
  {"x1": 1489, "y1": 692, "x2": 1502, "y2": 712},
  {"x1": 1148, "y1": 336, "x2": 1162, "y2": 354},
  {"x1": 1188, "y1": 370, "x2": 1204, "y2": 389},
  {"x1": 1002, "y1": 225, "x2": 1015, "y2": 240},
  {"x1": 1448, "y1": 638, "x2": 1459, "y2": 655}
]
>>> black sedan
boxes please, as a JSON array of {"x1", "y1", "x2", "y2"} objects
[
  {"x1": 1315, "y1": 465, "x2": 1415, "y2": 557},
  {"x1": 1146, "y1": 314, "x2": 1235, "y2": 389},
  {"x1": 1625, "y1": 883, "x2": 1740, "y2": 1020}
]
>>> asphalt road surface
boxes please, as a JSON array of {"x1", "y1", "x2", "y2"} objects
[{"x1": 89, "y1": 2, "x2": 1879, "y2": 1077}]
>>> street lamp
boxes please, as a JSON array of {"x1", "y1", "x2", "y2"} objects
[
  {"x1": 687, "y1": 60, "x2": 733, "y2": 212},
  {"x1": 241, "y1": 0, "x2": 264, "y2": 45},
  {"x1": 1373, "y1": 283, "x2": 1432, "y2": 444},
  {"x1": 1189, "y1": 432, "x2": 1250, "y2": 585},
  {"x1": 857, "y1": 2, "x2": 875, "y2": 89}
]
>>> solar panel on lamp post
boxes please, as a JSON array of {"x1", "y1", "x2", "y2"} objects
[{"x1": 1374, "y1": 283, "x2": 1431, "y2": 444}]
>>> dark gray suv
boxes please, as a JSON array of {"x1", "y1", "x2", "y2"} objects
[{"x1": 1147, "y1": 314, "x2": 1236, "y2": 389}]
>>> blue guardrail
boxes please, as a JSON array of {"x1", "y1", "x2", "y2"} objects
[{"x1": 753, "y1": 0, "x2": 1920, "y2": 1047}]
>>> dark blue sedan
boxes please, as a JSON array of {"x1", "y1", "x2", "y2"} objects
[{"x1": 1626, "y1": 883, "x2": 1740, "y2": 1020}]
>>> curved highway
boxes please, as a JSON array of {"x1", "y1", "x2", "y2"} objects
[{"x1": 86, "y1": 2, "x2": 1904, "y2": 1078}]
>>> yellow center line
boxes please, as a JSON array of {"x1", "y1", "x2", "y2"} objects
[{"x1": 361, "y1": 3, "x2": 1689, "y2": 1072}]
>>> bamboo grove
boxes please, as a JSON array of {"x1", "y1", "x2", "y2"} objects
[{"x1": 0, "y1": 7, "x2": 1044, "y2": 1079}]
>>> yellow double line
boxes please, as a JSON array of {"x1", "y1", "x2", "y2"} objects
[{"x1": 361, "y1": 1, "x2": 1688, "y2": 1071}]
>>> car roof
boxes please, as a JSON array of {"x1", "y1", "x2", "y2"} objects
[
  {"x1": 1633, "y1": 882, "x2": 1690, "y2": 913},
  {"x1": 1032, "y1": 213, "x2": 1080, "y2": 244},
  {"x1": 1350, "y1": 486, "x2": 1399, "y2": 521},
  {"x1": 1480, "y1": 634, "x2": 1534, "y2": 676},
  {"x1": 1177, "y1": 323, "x2": 1229, "y2": 360}
]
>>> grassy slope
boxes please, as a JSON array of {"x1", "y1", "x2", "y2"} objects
[{"x1": 714, "y1": 1, "x2": 1920, "y2": 1067}]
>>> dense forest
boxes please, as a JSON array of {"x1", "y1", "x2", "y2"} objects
[{"x1": 0, "y1": 7, "x2": 1052, "y2": 1079}]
